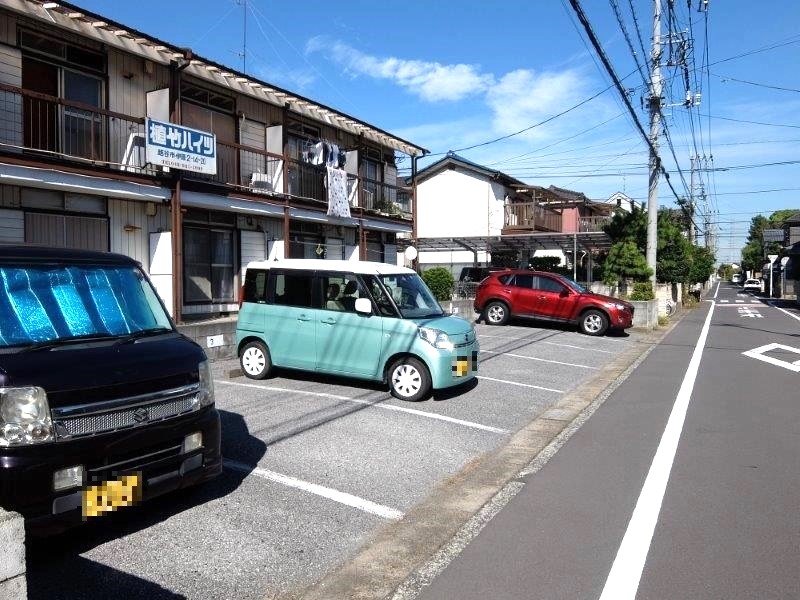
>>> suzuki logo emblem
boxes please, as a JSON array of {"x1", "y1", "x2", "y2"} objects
[{"x1": 133, "y1": 407, "x2": 150, "y2": 423}]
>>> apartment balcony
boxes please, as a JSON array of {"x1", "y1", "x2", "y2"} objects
[
  {"x1": 503, "y1": 202, "x2": 562, "y2": 233},
  {"x1": 0, "y1": 83, "x2": 409, "y2": 218}
]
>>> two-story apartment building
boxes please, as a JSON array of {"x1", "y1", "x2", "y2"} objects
[{"x1": 0, "y1": 0, "x2": 426, "y2": 321}]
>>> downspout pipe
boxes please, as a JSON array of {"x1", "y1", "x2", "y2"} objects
[{"x1": 169, "y1": 49, "x2": 192, "y2": 323}]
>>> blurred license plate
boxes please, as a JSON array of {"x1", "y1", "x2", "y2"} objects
[
  {"x1": 452, "y1": 351, "x2": 479, "y2": 377},
  {"x1": 82, "y1": 473, "x2": 141, "y2": 519}
]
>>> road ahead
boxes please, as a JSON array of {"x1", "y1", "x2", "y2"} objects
[{"x1": 411, "y1": 283, "x2": 800, "y2": 600}]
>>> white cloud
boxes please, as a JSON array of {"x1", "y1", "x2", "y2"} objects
[{"x1": 306, "y1": 37, "x2": 492, "y2": 102}]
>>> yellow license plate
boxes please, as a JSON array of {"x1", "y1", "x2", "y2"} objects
[
  {"x1": 82, "y1": 473, "x2": 142, "y2": 519},
  {"x1": 452, "y1": 358, "x2": 470, "y2": 377}
]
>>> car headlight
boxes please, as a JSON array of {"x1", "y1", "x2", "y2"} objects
[
  {"x1": 418, "y1": 327, "x2": 455, "y2": 351},
  {"x1": 197, "y1": 360, "x2": 215, "y2": 407},
  {"x1": 0, "y1": 386, "x2": 54, "y2": 446},
  {"x1": 606, "y1": 302, "x2": 627, "y2": 310}
]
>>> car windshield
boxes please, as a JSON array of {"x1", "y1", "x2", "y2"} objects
[
  {"x1": 378, "y1": 273, "x2": 444, "y2": 319},
  {"x1": 560, "y1": 276, "x2": 588, "y2": 293},
  {"x1": 0, "y1": 264, "x2": 173, "y2": 349}
]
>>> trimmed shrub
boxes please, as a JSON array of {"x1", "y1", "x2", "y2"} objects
[
  {"x1": 629, "y1": 282, "x2": 655, "y2": 301},
  {"x1": 421, "y1": 267, "x2": 455, "y2": 302}
]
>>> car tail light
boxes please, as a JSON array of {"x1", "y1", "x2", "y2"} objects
[{"x1": 238, "y1": 285, "x2": 244, "y2": 308}]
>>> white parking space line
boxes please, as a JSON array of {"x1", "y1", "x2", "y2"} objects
[
  {"x1": 713, "y1": 281, "x2": 720, "y2": 298},
  {"x1": 599, "y1": 302, "x2": 716, "y2": 600},
  {"x1": 478, "y1": 334, "x2": 614, "y2": 354},
  {"x1": 480, "y1": 350, "x2": 599, "y2": 370},
  {"x1": 476, "y1": 376, "x2": 564, "y2": 394},
  {"x1": 224, "y1": 460, "x2": 404, "y2": 520},
  {"x1": 771, "y1": 303, "x2": 800, "y2": 324},
  {"x1": 215, "y1": 380, "x2": 509, "y2": 434}
]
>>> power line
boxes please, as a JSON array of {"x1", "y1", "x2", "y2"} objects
[
  {"x1": 566, "y1": 0, "x2": 687, "y2": 208},
  {"x1": 707, "y1": 34, "x2": 800, "y2": 67},
  {"x1": 710, "y1": 72, "x2": 800, "y2": 93},
  {"x1": 435, "y1": 77, "x2": 628, "y2": 156},
  {"x1": 699, "y1": 114, "x2": 800, "y2": 129},
  {"x1": 609, "y1": 0, "x2": 649, "y2": 87}
]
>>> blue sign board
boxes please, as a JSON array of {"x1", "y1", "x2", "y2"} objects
[{"x1": 145, "y1": 118, "x2": 217, "y2": 175}]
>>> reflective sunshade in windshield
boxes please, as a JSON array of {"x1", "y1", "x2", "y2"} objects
[
  {"x1": 0, "y1": 265, "x2": 172, "y2": 348},
  {"x1": 379, "y1": 273, "x2": 443, "y2": 319}
]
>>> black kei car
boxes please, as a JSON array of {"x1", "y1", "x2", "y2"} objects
[{"x1": 0, "y1": 246, "x2": 221, "y2": 534}]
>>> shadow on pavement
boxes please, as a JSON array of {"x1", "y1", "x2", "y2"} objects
[{"x1": 26, "y1": 409, "x2": 266, "y2": 598}]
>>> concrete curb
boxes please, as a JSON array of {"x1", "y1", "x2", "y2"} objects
[
  {"x1": 292, "y1": 311, "x2": 690, "y2": 600},
  {"x1": 0, "y1": 508, "x2": 26, "y2": 600}
]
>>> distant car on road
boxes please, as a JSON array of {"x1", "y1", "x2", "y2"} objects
[
  {"x1": 474, "y1": 270, "x2": 634, "y2": 336},
  {"x1": 743, "y1": 278, "x2": 762, "y2": 292},
  {"x1": 731, "y1": 273, "x2": 742, "y2": 284}
]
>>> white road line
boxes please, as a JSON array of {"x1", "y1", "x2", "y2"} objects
[
  {"x1": 215, "y1": 380, "x2": 509, "y2": 434},
  {"x1": 478, "y1": 334, "x2": 614, "y2": 354},
  {"x1": 735, "y1": 300, "x2": 744, "y2": 303},
  {"x1": 224, "y1": 459, "x2": 403, "y2": 520},
  {"x1": 771, "y1": 303, "x2": 800, "y2": 324},
  {"x1": 480, "y1": 349, "x2": 598, "y2": 369},
  {"x1": 476, "y1": 376, "x2": 564, "y2": 393},
  {"x1": 719, "y1": 299, "x2": 729, "y2": 303},
  {"x1": 713, "y1": 281, "x2": 720, "y2": 299},
  {"x1": 599, "y1": 301, "x2": 716, "y2": 600}
]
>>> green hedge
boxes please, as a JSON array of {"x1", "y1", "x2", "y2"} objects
[{"x1": 421, "y1": 267, "x2": 455, "y2": 302}]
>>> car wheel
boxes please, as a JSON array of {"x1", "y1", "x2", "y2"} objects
[
  {"x1": 240, "y1": 341, "x2": 272, "y2": 380},
  {"x1": 484, "y1": 301, "x2": 509, "y2": 326},
  {"x1": 580, "y1": 309, "x2": 608, "y2": 336},
  {"x1": 389, "y1": 357, "x2": 431, "y2": 402}
]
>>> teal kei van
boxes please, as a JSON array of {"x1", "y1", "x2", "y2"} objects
[{"x1": 236, "y1": 260, "x2": 479, "y2": 402}]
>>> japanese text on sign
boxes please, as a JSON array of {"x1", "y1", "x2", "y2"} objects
[{"x1": 145, "y1": 118, "x2": 217, "y2": 175}]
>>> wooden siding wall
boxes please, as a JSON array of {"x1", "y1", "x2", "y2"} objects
[
  {"x1": 108, "y1": 198, "x2": 171, "y2": 272},
  {"x1": 0, "y1": 207, "x2": 22, "y2": 243},
  {"x1": 0, "y1": 185, "x2": 20, "y2": 208},
  {"x1": 107, "y1": 49, "x2": 169, "y2": 166}
]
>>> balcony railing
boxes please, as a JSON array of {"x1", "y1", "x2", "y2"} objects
[
  {"x1": 578, "y1": 215, "x2": 612, "y2": 232},
  {"x1": 0, "y1": 83, "x2": 410, "y2": 218},
  {"x1": 504, "y1": 202, "x2": 561, "y2": 232},
  {"x1": 0, "y1": 82, "x2": 150, "y2": 172}
]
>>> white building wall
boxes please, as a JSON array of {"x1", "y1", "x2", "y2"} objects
[{"x1": 416, "y1": 167, "x2": 509, "y2": 272}]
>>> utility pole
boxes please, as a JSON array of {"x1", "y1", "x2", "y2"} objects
[
  {"x1": 689, "y1": 154, "x2": 696, "y2": 244},
  {"x1": 646, "y1": 0, "x2": 663, "y2": 287}
]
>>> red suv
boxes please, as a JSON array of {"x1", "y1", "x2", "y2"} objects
[{"x1": 474, "y1": 270, "x2": 634, "y2": 336}]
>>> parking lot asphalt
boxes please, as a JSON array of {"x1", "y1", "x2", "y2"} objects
[{"x1": 27, "y1": 319, "x2": 651, "y2": 600}]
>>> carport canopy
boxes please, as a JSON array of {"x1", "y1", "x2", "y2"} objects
[{"x1": 396, "y1": 231, "x2": 612, "y2": 255}]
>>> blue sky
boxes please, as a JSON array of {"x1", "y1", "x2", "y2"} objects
[{"x1": 78, "y1": 0, "x2": 800, "y2": 263}]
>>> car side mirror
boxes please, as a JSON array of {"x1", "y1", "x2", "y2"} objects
[
  {"x1": 354, "y1": 297, "x2": 372, "y2": 315},
  {"x1": 560, "y1": 288, "x2": 571, "y2": 297}
]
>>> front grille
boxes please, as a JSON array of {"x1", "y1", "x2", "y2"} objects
[
  {"x1": 454, "y1": 332, "x2": 477, "y2": 348},
  {"x1": 52, "y1": 385, "x2": 201, "y2": 440}
]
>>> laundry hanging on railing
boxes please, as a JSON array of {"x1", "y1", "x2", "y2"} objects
[
  {"x1": 304, "y1": 141, "x2": 347, "y2": 169},
  {"x1": 326, "y1": 166, "x2": 350, "y2": 218}
]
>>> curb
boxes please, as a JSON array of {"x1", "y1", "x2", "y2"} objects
[{"x1": 293, "y1": 312, "x2": 689, "y2": 600}]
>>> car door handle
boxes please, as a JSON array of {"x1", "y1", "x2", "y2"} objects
[
  {"x1": 320, "y1": 317, "x2": 337, "y2": 325},
  {"x1": 538, "y1": 296, "x2": 547, "y2": 300},
  {"x1": 297, "y1": 315, "x2": 311, "y2": 322}
]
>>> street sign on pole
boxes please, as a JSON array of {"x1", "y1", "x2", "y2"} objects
[{"x1": 767, "y1": 254, "x2": 778, "y2": 298}]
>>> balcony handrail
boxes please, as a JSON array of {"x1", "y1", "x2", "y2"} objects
[{"x1": 0, "y1": 82, "x2": 144, "y2": 124}]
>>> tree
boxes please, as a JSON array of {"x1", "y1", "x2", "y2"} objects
[
  {"x1": 717, "y1": 263, "x2": 734, "y2": 280},
  {"x1": 602, "y1": 240, "x2": 652, "y2": 285},
  {"x1": 656, "y1": 210, "x2": 692, "y2": 283},
  {"x1": 421, "y1": 267, "x2": 454, "y2": 302},
  {"x1": 603, "y1": 206, "x2": 647, "y2": 248},
  {"x1": 688, "y1": 245, "x2": 716, "y2": 284},
  {"x1": 740, "y1": 209, "x2": 799, "y2": 272}
]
